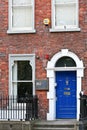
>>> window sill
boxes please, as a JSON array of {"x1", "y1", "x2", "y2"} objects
[
  {"x1": 49, "y1": 28, "x2": 81, "y2": 32},
  {"x1": 7, "y1": 29, "x2": 36, "y2": 34}
]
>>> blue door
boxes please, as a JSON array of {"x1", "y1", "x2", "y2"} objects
[{"x1": 56, "y1": 71, "x2": 77, "y2": 119}]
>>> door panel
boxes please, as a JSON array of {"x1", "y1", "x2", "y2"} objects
[{"x1": 56, "y1": 71, "x2": 77, "y2": 119}]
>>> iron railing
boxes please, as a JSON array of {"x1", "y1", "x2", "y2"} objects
[
  {"x1": 0, "y1": 95, "x2": 38, "y2": 120},
  {"x1": 80, "y1": 94, "x2": 87, "y2": 120}
]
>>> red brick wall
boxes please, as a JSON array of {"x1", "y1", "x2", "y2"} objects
[{"x1": 0, "y1": 0, "x2": 87, "y2": 119}]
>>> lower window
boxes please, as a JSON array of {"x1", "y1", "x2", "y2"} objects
[{"x1": 9, "y1": 54, "x2": 35, "y2": 103}]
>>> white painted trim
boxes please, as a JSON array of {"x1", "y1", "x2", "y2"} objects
[
  {"x1": 7, "y1": 29, "x2": 36, "y2": 34},
  {"x1": 46, "y1": 49, "x2": 84, "y2": 120},
  {"x1": 49, "y1": 28, "x2": 81, "y2": 32},
  {"x1": 46, "y1": 67, "x2": 85, "y2": 71}
]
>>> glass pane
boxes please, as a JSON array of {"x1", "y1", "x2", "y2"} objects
[
  {"x1": 17, "y1": 61, "x2": 32, "y2": 80},
  {"x1": 18, "y1": 82, "x2": 32, "y2": 102},
  {"x1": 55, "y1": 56, "x2": 76, "y2": 67},
  {"x1": 12, "y1": 82, "x2": 17, "y2": 97},
  {"x1": 55, "y1": 4, "x2": 76, "y2": 26},
  {"x1": 13, "y1": 0, "x2": 32, "y2": 5},
  {"x1": 12, "y1": 7, "x2": 33, "y2": 28}
]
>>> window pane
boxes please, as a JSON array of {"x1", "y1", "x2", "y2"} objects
[
  {"x1": 12, "y1": 61, "x2": 17, "y2": 81},
  {"x1": 13, "y1": 0, "x2": 32, "y2": 5},
  {"x1": 18, "y1": 82, "x2": 32, "y2": 102},
  {"x1": 55, "y1": 56, "x2": 76, "y2": 67},
  {"x1": 13, "y1": 7, "x2": 33, "y2": 28},
  {"x1": 17, "y1": 61, "x2": 32, "y2": 80},
  {"x1": 12, "y1": 82, "x2": 17, "y2": 96},
  {"x1": 55, "y1": 4, "x2": 76, "y2": 26}
]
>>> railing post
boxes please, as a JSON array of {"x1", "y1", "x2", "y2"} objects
[
  {"x1": 80, "y1": 93, "x2": 87, "y2": 119},
  {"x1": 25, "y1": 102, "x2": 30, "y2": 120},
  {"x1": 32, "y1": 95, "x2": 38, "y2": 119},
  {"x1": 25, "y1": 93, "x2": 30, "y2": 121},
  {"x1": 33, "y1": 95, "x2": 38, "y2": 119}
]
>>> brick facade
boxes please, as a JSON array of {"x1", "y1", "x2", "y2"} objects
[{"x1": 0, "y1": 0, "x2": 87, "y2": 119}]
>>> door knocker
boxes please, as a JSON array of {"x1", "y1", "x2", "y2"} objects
[{"x1": 65, "y1": 79, "x2": 69, "y2": 86}]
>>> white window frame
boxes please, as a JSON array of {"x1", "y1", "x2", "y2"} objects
[
  {"x1": 50, "y1": 0, "x2": 80, "y2": 32},
  {"x1": 7, "y1": 0, "x2": 36, "y2": 34},
  {"x1": 9, "y1": 54, "x2": 36, "y2": 97}
]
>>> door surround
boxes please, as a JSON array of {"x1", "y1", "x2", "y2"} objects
[{"x1": 46, "y1": 49, "x2": 84, "y2": 120}]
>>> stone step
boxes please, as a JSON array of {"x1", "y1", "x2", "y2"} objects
[
  {"x1": 32, "y1": 120, "x2": 78, "y2": 130},
  {"x1": 33, "y1": 126, "x2": 75, "y2": 130}
]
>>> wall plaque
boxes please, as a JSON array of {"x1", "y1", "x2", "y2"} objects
[{"x1": 35, "y1": 79, "x2": 49, "y2": 90}]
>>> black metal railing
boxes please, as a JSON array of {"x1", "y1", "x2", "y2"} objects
[
  {"x1": 80, "y1": 94, "x2": 87, "y2": 120},
  {"x1": 0, "y1": 95, "x2": 38, "y2": 120}
]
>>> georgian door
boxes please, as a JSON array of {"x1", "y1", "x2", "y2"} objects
[{"x1": 56, "y1": 71, "x2": 77, "y2": 119}]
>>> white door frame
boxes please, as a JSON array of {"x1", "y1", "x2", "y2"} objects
[{"x1": 46, "y1": 49, "x2": 84, "y2": 120}]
